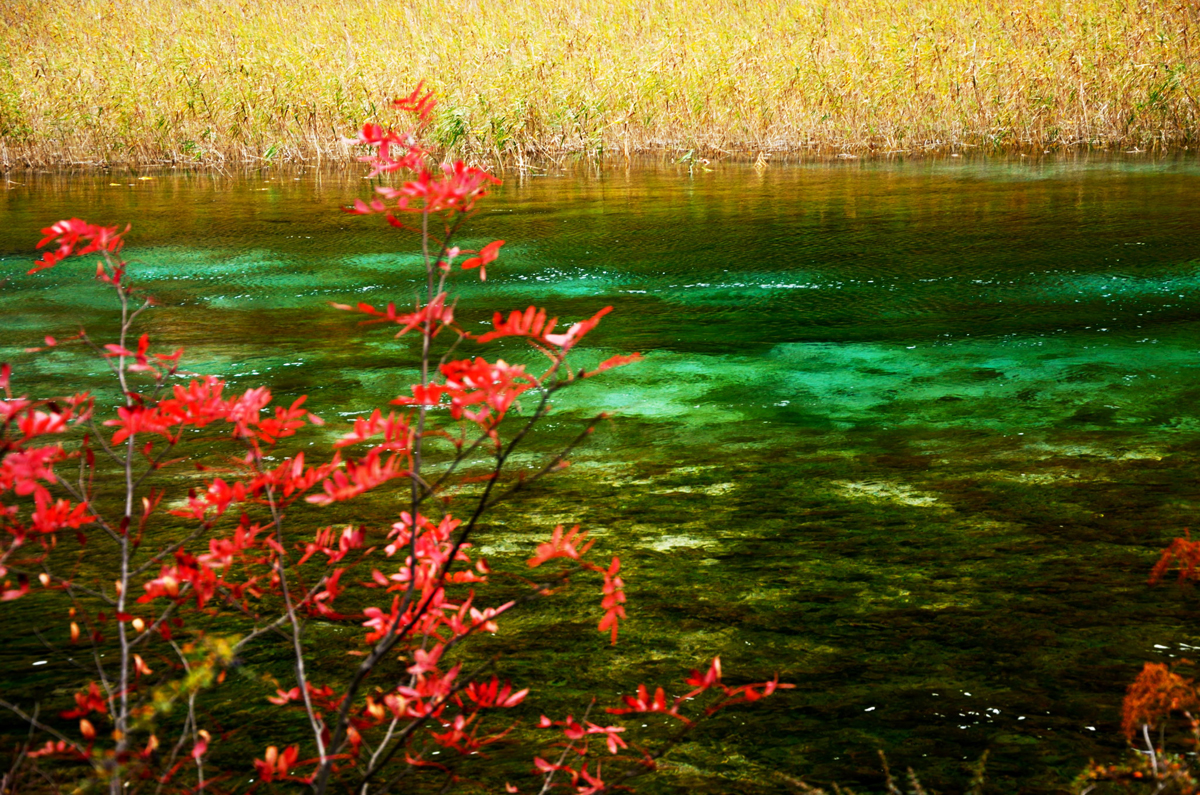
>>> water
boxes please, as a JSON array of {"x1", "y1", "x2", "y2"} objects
[{"x1": 2, "y1": 156, "x2": 1200, "y2": 792}]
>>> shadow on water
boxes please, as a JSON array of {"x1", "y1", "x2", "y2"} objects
[{"x1": 3, "y1": 154, "x2": 1200, "y2": 792}]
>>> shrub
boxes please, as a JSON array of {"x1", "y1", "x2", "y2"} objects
[{"x1": 0, "y1": 86, "x2": 787, "y2": 795}]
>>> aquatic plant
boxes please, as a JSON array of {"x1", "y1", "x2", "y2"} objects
[
  {"x1": 0, "y1": 88, "x2": 789, "y2": 793},
  {"x1": 1, "y1": 0, "x2": 1197, "y2": 166}
]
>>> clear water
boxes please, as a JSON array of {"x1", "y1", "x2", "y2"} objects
[{"x1": 3, "y1": 156, "x2": 1200, "y2": 792}]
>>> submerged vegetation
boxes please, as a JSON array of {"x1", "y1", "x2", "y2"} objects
[
  {"x1": 5, "y1": 148, "x2": 1200, "y2": 789},
  {"x1": 1, "y1": 0, "x2": 1198, "y2": 167}
]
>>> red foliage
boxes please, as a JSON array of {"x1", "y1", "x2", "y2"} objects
[
  {"x1": 1122, "y1": 662, "x2": 1199, "y2": 741},
  {"x1": 0, "y1": 86, "x2": 786, "y2": 795},
  {"x1": 1151, "y1": 530, "x2": 1200, "y2": 586}
]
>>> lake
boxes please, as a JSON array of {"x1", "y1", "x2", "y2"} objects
[{"x1": 2, "y1": 155, "x2": 1200, "y2": 793}]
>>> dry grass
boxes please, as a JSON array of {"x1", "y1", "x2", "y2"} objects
[{"x1": 1, "y1": 0, "x2": 1197, "y2": 167}]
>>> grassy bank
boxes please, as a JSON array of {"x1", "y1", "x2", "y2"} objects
[{"x1": 1, "y1": 0, "x2": 1197, "y2": 167}]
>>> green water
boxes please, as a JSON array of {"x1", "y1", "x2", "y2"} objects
[{"x1": 3, "y1": 157, "x2": 1200, "y2": 793}]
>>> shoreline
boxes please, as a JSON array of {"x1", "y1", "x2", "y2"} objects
[{"x1": 3, "y1": 141, "x2": 1196, "y2": 175}]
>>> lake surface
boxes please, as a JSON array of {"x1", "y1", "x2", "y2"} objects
[{"x1": 3, "y1": 156, "x2": 1200, "y2": 793}]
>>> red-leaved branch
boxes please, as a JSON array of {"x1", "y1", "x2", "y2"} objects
[{"x1": 0, "y1": 84, "x2": 788, "y2": 795}]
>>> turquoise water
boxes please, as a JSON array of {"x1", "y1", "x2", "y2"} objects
[{"x1": 3, "y1": 157, "x2": 1200, "y2": 792}]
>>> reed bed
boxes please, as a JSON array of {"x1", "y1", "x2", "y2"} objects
[{"x1": 1, "y1": 0, "x2": 1197, "y2": 167}]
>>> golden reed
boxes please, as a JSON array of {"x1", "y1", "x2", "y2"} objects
[{"x1": 1, "y1": 0, "x2": 1196, "y2": 167}]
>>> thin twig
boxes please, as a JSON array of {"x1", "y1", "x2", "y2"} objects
[{"x1": 0, "y1": 698, "x2": 90, "y2": 763}]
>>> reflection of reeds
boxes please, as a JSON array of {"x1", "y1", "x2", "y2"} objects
[{"x1": 2, "y1": 0, "x2": 1196, "y2": 167}]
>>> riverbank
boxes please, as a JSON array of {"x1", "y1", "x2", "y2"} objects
[{"x1": 1, "y1": 0, "x2": 1197, "y2": 168}]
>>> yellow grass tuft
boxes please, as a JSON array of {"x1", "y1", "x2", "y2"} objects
[{"x1": 1, "y1": 0, "x2": 1197, "y2": 167}]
